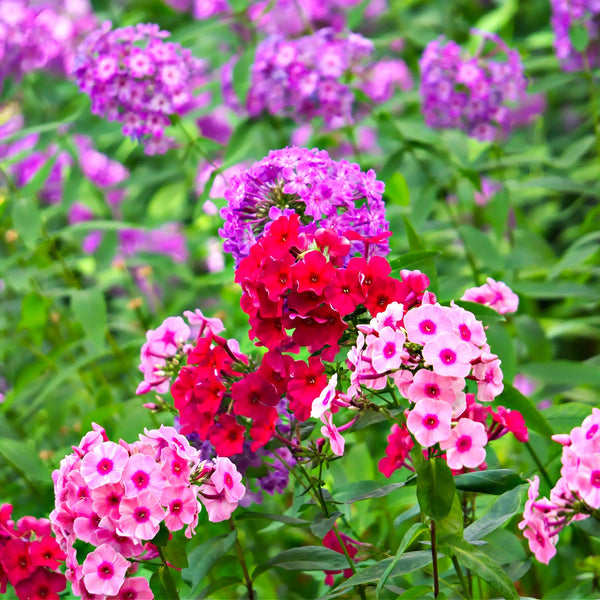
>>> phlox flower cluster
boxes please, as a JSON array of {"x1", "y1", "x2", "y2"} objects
[
  {"x1": 220, "y1": 146, "x2": 389, "y2": 266},
  {"x1": 343, "y1": 293, "x2": 519, "y2": 471},
  {"x1": 0, "y1": 0, "x2": 96, "y2": 85},
  {"x1": 51, "y1": 423, "x2": 245, "y2": 598},
  {"x1": 322, "y1": 528, "x2": 361, "y2": 585},
  {"x1": 0, "y1": 504, "x2": 66, "y2": 600},
  {"x1": 419, "y1": 32, "x2": 535, "y2": 141},
  {"x1": 520, "y1": 408, "x2": 600, "y2": 564},
  {"x1": 234, "y1": 28, "x2": 409, "y2": 127},
  {"x1": 550, "y1": 0, "x2": 600, "y2": 71},
  {"x1": 461, "y1": 277, "x2": 519, "y2": 315},
  {"x1": 73, "y1": 21, "x2": 208, "y2": 154}
]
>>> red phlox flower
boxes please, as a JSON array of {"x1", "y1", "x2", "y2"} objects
[
  {"x1": 290, "y1": 305, "x2": 347, "y2": 361},
  {"x1": 287, "y1": 357, "x2": 327, "y2": 421},
  {"x1": 364, "y1": 275, "x2": 408, "y2": 316},
  {"x1": 324, "y1": 267, "x2": 365, "y2": 316},
  {"x1": 285, "y1": 288, "x2": 323, "y2": 316},
  {"x1": 260, "y1": 254, "x2": 295, "y2": 300},
  {"x1": 29, "y1": 536, "x2": 66, "y2": 570},
  {"x1": 292, "y1": 250, "x2": 335, "y2": 295},
  {"x1": 207, "y1": 414, "x2": 246, "y2": 456},
  {"x1": 256, "y1": 350, "x2": 293, "y2": 396},
  {"x1": 248, "y1": 314, "x2": 291, "y2": 350},
  {"x1": 314, "y1": 228, "x2": 351, "y2": 266},
  {"x1": 322, "y1": 529, "x2": 360, "y2": 585},
  {"x1": 348, "y1": 255, "x2": 391, "y2": 290},
  {"x1": 487, "y1": 406, "x2": 529, "y2": 442},
  {"x1": 378, "y1": 423, "x2": 415, "y2": 478},
  {"x1": 261, "y1": 214, "x2": 302, "y2": 256},
  {"x1": 1, "y1": 538, "x2": 32, "y2": 584},
  {"x1": 14, "y1": 566, "x2": 66, "y2": 600},
  {"x1": 399, "y1": 269, "x2": 431, "y2": 309},
  {"x1": 232, "y1": 372, "x2": 280, "y2": 420},
  {"x1": 249, "y1": 408, "x2": 279, "y2": 451}
]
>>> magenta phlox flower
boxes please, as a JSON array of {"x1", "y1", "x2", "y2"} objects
[
  {"x1": 80, "y1": 442, "x2": 129, "y2": 489},
  {"x1": 422, "y1": 332, "x2": 476, "y2": 378},
  {"x1": 519, "y1": 513, "x2": 557, "y2": 565},
  {"x1": 440, "y1": 418, "x2": 487, "y2": 470},
  {"x1": 117, "y1": 492, "x2": 164, "y2": 540},
  {"x1": 407, "y1": 370, "x2": 466, "y2": 417},
  {"x1": 81, "y1": 543, "x2": 130, "y2": 596},
  {"x1": 406, "y1": 397, "x2": 452, "y2": 447},
  {"x1": 320, "y1": 411, "x2": 345, "y2": 456},
  {"x1": 404, "y1": 303, "x2": 452, "y2": 346},
  {"x1": 369, "y1": 301, "x2": 405, "y2": 333},
  {"x1": 121, "y1": 454, "x2": 167, "y2": 498},
  {"x1": 161, "y1": 486, "x2": 199, "y2": 533},
  {"x1": 370, "y1": 327, "x2": 408, "y2": 374},
  {"x1": 210, "y1": 457, "x2": 246, "y2": 503}
]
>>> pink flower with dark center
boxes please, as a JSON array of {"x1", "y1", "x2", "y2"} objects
[
  {"x1": 406, "y1": 397, "x2": 452, "y2": 447},
  {"x1": 407, "y1": 369, "x2": 466, "y2": 416},
  {"x1": 122, "y1": 453, "x2": 167, "y2": 498},
  {"x1": 199, "y1": 482, "x2": 239, "y2": 522},
  {"x1": 519, "y1": 514, "x2": 557, "y2": 565},
  {"x1": 472, "y1": 357, "x2": 504, "y2": 402},
  {"x1": 440, "y1": 418, "x2": 487, "y2": 469},
  {"x1": 210, "y1": 457, "x2": 246, "y2": 503},
  {"x1": 118, "y1": 492, "x2": 164, "y2": 540},
  {"x1": 448, "y1": 302, "x2": 486, "y2": 349},
  {"x1": 81, "y1": 543, "x2": 130, "y2": 596},
  {"x1": 91, "y1": 483, "x2": 124, "y2": 520},
  {"x1": 575, "y1": 454, "x2": 600, "y2": 509},
  {"x1": 370, "y1": 326, "x2": 408, "y2": 374},
  {"x1": 403, "y1": 303, "x2": 452, "y2": 346},
  {"x1": 571, "y1": 407, "x2": 600, "y2": 455},
  {"x1": 107, "y1": 575, "x2": 153, "y2": 600},
  {"x1": 161, "y1": 486, "x2": 199, "y2": 533},
  {"x1": 422, "y1": 333, "x2": 475, "y2": 378},
  {"x1": 80, "y1": 442, "x2": 129, "y2": 489}
]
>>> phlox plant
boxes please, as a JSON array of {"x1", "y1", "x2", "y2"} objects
[{"x1": 2, "y1": 1, "x2": 600, "y2": 599}]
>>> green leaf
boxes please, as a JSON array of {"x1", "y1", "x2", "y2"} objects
[
  {"x1": 402, "y1": 216, "x2": 425, "y2": 251},
  {"x1": 334, "y1": 480, "x2": 406, "y2": 503},
  {"x1": 223, "y1": 118, "x2": 257, "y2": 166},
  {"x1": 71, "y1": 289, "x2": 107, "y2": 351},
  {"x1": 235, "y1": 511, "x2": 309, "y2": 526},
  {"x1": 376, "y1": 523, "x2": 428, "y2": 600},
  {"x1": 544, "y1": 403, "x2": 593, "y2": 435},
  {"x1": 386, "y1": 172, "x2": 410, "y2": 205},
  {"x1": 416, "y1": 458, "x2": 456, "y2": 520},
  {"x1": 389, "y1": 251, "x2": 440, "y2": 271},
  {"x1": 260, "y1": 546, "x2": 348, "y2": 572},
  {"x1": 452, "y1": 300, "x2": 505, "y2": 323},
  {"x1": 513, "y1": 281, "x2": 600, "y2": 300},
  {"x1": 310, "y1": 511, "x2": 342, "y2": 539},
  {"x1": 147, "y1": 181, "x2": 187, "y2": 224},
  {"x1": 11, "y1": 197, "x2": 42, "y2": 249},
  {"x1": 163, "y1": 538, "x2": 189, "y2": 569},
  {"x1": 464, "y1": 486, "x2": 523, "y2": 542},
  {"x1": 232, "y1": 46, "x2": 256, "y2": 105},
  {"x1": 454, "y1": 470, "x2": 525, "y2": 495},
  {"x1": 521, "y1": 360, "x2": 600, "y2": 387},
  {"x1": 336, "y1": 551, "x2": 433, "y2": 590},
  {"x1": 18, "y1": 292, "x2": 50, "y2": 341},
  {"x1": 495, "y1": 383, "x2": 554, "y2": 438},
  {"x1": 158, "y1": 565, "x2": 180, "y2": 600},
  {"x1": 199, "y1": 577, "x2": 240, "y2": 600},
  {"x1": 398, "y1": 585, "x2": 434, "y2": 599},
  {"x1": 570, "y1": 23, "x2": 590, "y2": 52},
  {"x1": 436, "y1": 493, "x2": 464, "y2": 540},
  {"x1": 181, "y1": 531, "x2": 237, "y2": 594},
  {"x1": 458, "y1": 225, "x2": 500, "y2": 271},
  {"x1": 488, "y1": 188, "x2": 510, "y2": 241},
  {"x1": 444, "y1": 536, "x2": 519, "y2": 600},
  {"x1": 0, "y1": 438, "x2": 51, "y2": 487},
  {"x1": 472, "y1": 0, "x2": 517, "y2": 34}
]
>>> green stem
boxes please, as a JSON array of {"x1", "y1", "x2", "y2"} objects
[
  {"x1": 431, "y1": 519, "x2": 439, "y2": 598},
  {"x1": 525, "y1": 441, "x2": 553, "y2": 488},
  {"x1": 229, "y1": 517, "x2": 255, "y2": 600},
  {"x1": 451, "y1": 555, "x2": 472, "y2": 600},
  {"x1": 156, "y1": 546, "x2": 181, "y2": 600}
]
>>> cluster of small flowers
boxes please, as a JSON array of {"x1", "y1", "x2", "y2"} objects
[
  {"x1": 219, "y1": 146, "x2": 389, "y2": 266},
  {"x1": 550, "y1": 0, "x2": 600, "y2": 71},
  {"x1": 461, "y1": 277, "x2": 519, "y2": 315},
  {"x1": 0, "y1": 0, "x2": 96, "y2": 84},
  {"x1": 50, "y1": 423, "x2": 245, "y2": 598},
  {"x1": 0, "y1": 504, "x2": 66, "y2": 600},
  {"x1": 73, "y1": 21, "x2": 208, "y2": 154},
  {"x1": 419, "y1": 32, "x2": 533, "y2": 141},
  {"x1": 519, "y1": 409, "x2": 600, "y2": 564},
  {"x1": 235, "y1": 28, "x2": 408, "y2": 126},
  {"x1": 342, "y1": 293, "x2": 515, "y2": 470}
]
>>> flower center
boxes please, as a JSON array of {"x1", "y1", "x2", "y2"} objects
[
  {"x1": 133, "y1": 470, "x2": 149, "y2": 489},
  {"x1": 134, "y1": 507, "x2": 149, "y2": 523},
  {"x1": 98, "y1": 561, "x2": 115, "y2": 580},
  {"x1": 440, "y1": 349, "x2": 456, "y2": 365},
  {"x1": 456, "y1": 435, "x2": 472, "y2": 453},
  {"x1": 420, "y1": 320, "x2": 436, "y2": 334},
  {"x1": 383, "y1": 342, "x2": 396, "y2": 359},
  {"x1": 224, "y1": 473, "x2": 234, "y2": 488},
  {"x1": 425, "y1": 384, "x2": 439, "y2": 397},
  {"x1": 423, "y1": 414, "x2": 439, "y2": 430},
  {"x1": 97, "y1": 458, "x2": 113, "y2": 475},
  {"x1": 591, "y1": 471, "x2": 600, "y2": 488},
  {"x1": 587, "y1": 424, "x2": 599, "y2": 440},
  {"x1": 459, "y1": 324, "x2": 471, "y2": 341}
]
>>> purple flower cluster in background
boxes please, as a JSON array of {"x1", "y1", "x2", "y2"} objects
[
  {"x1": 227, "y1": 28, "x2": 410, "y2": 127},
  {"x1": 0, "y1": 0, "x2": 97, "y2": 87},
  {"x1": 73, "y1": 21, "x2": 209, "y2": 155},
  {"x1": 219, "y1": 146, "x2": 389, "y2": 265},
  {"x1": 550, "y1": 0, "x2": 600, "y2": 71},
  {"x1": 419, "y1": 32, "x2": 537, "y2": 141}
]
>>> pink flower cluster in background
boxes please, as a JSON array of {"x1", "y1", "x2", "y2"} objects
[
  {"x1": 419, "y1": 32, "x2": 540, "y2": 141},
  {"x1": 520, "y1": 409, "x2": 600, "y2": 564},
  {"x1": 0, "y1": 504, "x2": 66, "y2": 600},
  {"x1": 232, "y1": 28, "x2": 410, "y2": 126},
  {"x1": 51, "y1": 423, "x2": 245, "y2": 598},
  {"x1": 73, "y1": 21, "x2": 209, "y2": 154},
  {"x1": 461, "y1": 277, "x2": 519, "y2": 315}
]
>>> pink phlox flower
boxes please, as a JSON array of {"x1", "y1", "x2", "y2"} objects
[
  {"x1": 406, "y1": 369, "x2": 466, "y2": 416},
  {"x1": 369, "y1": 301, "x2": 404, "y2": 332},
  {"x1": 81, "y1": 543, "x2": 130, "y2": 596},
  {"x1": 122, "y1": 453, "x2": 167, "y2": 498},
  {"x1": 570, "y1": 407, "x2": 600, "y2": 455},
  {"x1": 74, "y1": 423, "x2": 109, "y2": 456},
  {"x1": 551, "y1": 433, "x2": 571, "y2": 446},
  {"x1": 72, "y1": 499, "x2": 108, "y2": 545},
  {"x1": 472, "y1": 357, "x2": 504, "y2": 402},
  {"x1": 519, "y1": 513, "x2": 557, "y2": 565},
  {"x1": 91, "y1": 483, "x2": 125, "y2": 520},
  {"x1": 439, "y1": 418, "x2": 487, "y2": 470},
  {"x1": 210, "y1": 457, "x2": 246, "y2": 503},
  {"x1": 184, "y1": 308, "x2": 225, "y2": 337},
  {"x1": 311, "y1": 373, "x2": 338, "y2": 419},
  {"x1": 199, "y1": 482, "x2": 238, "y2": 522},
  {"x1": 370, "y1": 326, "x2": 408, "y2": 374},
  {"x1": 160, "y1": 446, "x2": 192, "y2": 486},
  {"x1": 461, "y1": 277, "x2": 519, "y2": 315},
  {"x1": 107, "y1": 575, "x2": 153, "y2": 600},
  {"x1": 406, "y1": 397, "x2": 452, "y2": 447},
  {"x1": 390, "y1": 368, "x2": 414, "y2": 398},
  {"x1": 80, "y1": 442, "x2": 129, "y2": 489},
  {"x1": 422, "y1": 332, "x2": 476, "y2": 378},
  {"x1": 117, "y1": 492, "x2": 164, "y2": 540},
  {"x1": 574, "y1": 453, "x2": 600, "y2": 509},
  {"x1": 320, "y1": 411, "x2": 345, "y2": 456},
  {"x1": 161, "y1": 486, "x2": 199, "y2": 533},
  {"x1": 96, "y1": 518, "x2": 145, "y2": 558},
  {"x1": 139, "y1": 425, "x2": 200, "y2": 465},
  {"x1": 403, "y1": 303, "x2": 452, "y2": 346},
  {"x1": 448, "y1": 301, "x2": 486, "y2": 349}
]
